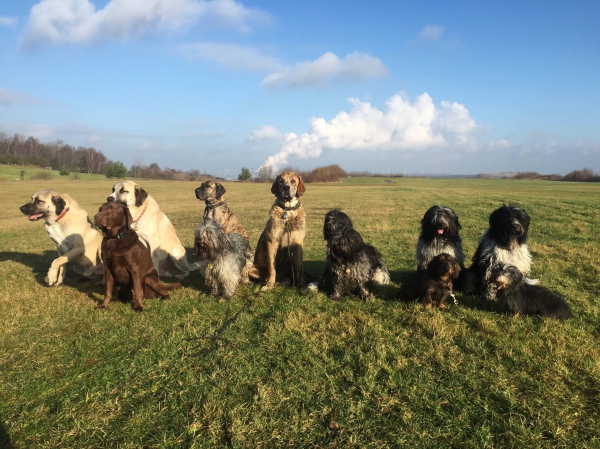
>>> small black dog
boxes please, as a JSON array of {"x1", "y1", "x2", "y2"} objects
[
  {"x1": 416, "y1": 205, "x2": 464, "y2": 270},
  {"x1": 487, "y1": 263, "x2": 573, "y2": 320},
  {"x1": 316, "y1": 210, "x2": 390, "y2": 299},
  {"x1": 470, "y1": 204, "x2": 535, "y2": 298},
  {"x1": 399, "y1": 253, "x2": 461, "y2": 309}
]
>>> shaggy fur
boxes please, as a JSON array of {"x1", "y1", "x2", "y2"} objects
[
  {"x1": 317, "y1": 210, "x2": 390, "y2": 299},
  {"x1": 470, "y1": 204, "x2": 535, "y2": 299},
  {"x1": 416, "y1": 205, "x2": 464, "y2": 270},
  {"x1": 487, "y1": 263, "x2": 573, "y2": 319},
  {"x1": 195, "y1": 181, "x2": 249, "y2": 241},
  {"x1": 399, "y1": 253, "x2": 461, "y2": 309},
  {"x1": 194, "y1": 219, "x2": 253, "y2": 299}
]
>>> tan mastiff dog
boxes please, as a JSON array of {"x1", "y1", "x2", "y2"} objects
[
  {"x1": 107, "y1": 180, "x2": 198, "y2": 279},
  {"x1": 20, "y1": 190, "x2": 103, "y2": 286}
]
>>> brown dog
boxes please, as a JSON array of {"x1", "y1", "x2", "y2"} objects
[
  {"x1": 94, "y1": 202, "x2": 181, "y2": 311},
  {"x1": 249, "y1": 171, "x2": 306, "y2": 290},
  {"x1": 195, "y1": 181, "x2": 249, "y2": 241}
]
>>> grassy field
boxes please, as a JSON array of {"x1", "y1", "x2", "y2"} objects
[
  {"x1": 0, "y1": 163, "x2": 107, "y2": 181},
  {"x1": 1, "y1": 177, "x2": 599, "y2": 448}
]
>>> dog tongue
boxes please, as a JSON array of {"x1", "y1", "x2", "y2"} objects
[
  {"x1": 437, "y1": 228, "x2": 444, "y2": 235},
  {"x1": 28, "y1": 214, "x2": 44, "y2": 221}
]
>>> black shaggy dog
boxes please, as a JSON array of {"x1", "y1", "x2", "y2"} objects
[
  {"x1": 316, "y1": 210, "x2": 390, "y2": 299},
  {"x1": 399, "y1": 253, "x2": 461, "y2": 309},
  {"x1": 487, "y1": 263, "x2": 573, "y2": 320},
  {"x1": 416, "y1": 205, "x2": 464, "y2": 270},
  {"x1": 470, "y1": 204, "x2": 536, "y2": 299}
]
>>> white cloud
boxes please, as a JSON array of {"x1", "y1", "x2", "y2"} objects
[
  {"x1": 22, "y1": 0, "x2": 271, "y2": 47},
  {"x1": 247, "y1": 125, "x2": 282, "y2": 142},
  {"x1": 419, "y1": 24, "x2": 444, "y2": 41},
  {"x1": 0, "y1": 88, "x2": 36, "y2": 106},
  {"x1": 178, "y1": 42, "x2": 282, "y2": 72},
  {"x1": 0, "y1": 16, "x2": 18, "y2": 27},
  {"x1": 261, "y1": 52, "x2": 389, "y2": 89},
  {"x1": 260, "y1": 92, "x2": 492, "y2": 170}
]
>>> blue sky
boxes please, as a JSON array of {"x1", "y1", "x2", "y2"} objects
[{"x1": 1, "y1": 0, "x2": 599, "y2": 176}]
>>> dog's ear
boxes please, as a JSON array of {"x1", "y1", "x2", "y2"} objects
[
  {"x1": 52, "y1": 195, "x2": 66, "y2": 216},
  {"x1": 271, "y1": 176, "x2": 280, "y2": 196},
  {"x1": 452, "y1": 261, "x2": 462, "y2": 280},
  {"x1": 215, "y1": 183, "x2": 226, "y2": 199},
  {"x1": 296, "y1": 175, "x2": 305, "y2": 197},
  {"x1": 123, "y1": 205, "x2": 133, "y2": 229},
  {"x1": 134, "y1": 185, "x2": 148, "y2": 207}
]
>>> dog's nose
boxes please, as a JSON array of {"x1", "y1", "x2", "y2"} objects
[
  {"x1": 107, "y1": 196, "x2": 114, "y2": 202},
  {"x1": 19, "y1": 205, "x2": 26, "y2": 212},
  {"x1": 282, "y1": 185, "x2": 291, "y2": 191}
]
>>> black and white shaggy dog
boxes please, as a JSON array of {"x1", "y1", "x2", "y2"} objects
[
  {"x1": 416, "y1": 205, "x2": 464, "y2": 270},
  {"x1": 470, "y1": 204, "x2": 536, "y2": 299},
  {"x1": 316, "y1": 210, "x2": 390, "y2": 299},
  {"x1": 194, "y1": 219, "x2": 253, "y2": 299},
  {"x1": 487, "y1": 263, "x2": 573, "y2": 320},
  {"x1": 399, "y1": 253, "x2": 461, "y2": 309}
]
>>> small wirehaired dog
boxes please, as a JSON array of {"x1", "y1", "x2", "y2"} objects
[
  {"x1": 487, "y1": 263, "x2": 573, "y2": 320},
  {"x1": 399, "y1": 253, "x2": 461, "y2": 309},
  {"x1": 194, "y1": 219, "x2": 253, "y2": 299},
  {"x1": 316, "y1": 210, "x2": 390, "y2": 299},
  {"x1": 470, "y1": 204, "x2": 536, "y2": 299},
  {"x1": 416, "y1": 205, "x2": 464, "y2": 270}
]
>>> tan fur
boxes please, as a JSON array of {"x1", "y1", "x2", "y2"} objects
[
  {"x1": 196, "y1": 181, "x2": 249, "y2": 240},
  {"x1": 249, "y1": 172, "x2": 307, "y2": 290},
  {"x1": 20, "y1": 190, "x2": 103, "y2": 286}
]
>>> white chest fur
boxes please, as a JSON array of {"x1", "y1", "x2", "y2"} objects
[{"x1": 45, "y1": 222, "x2": 70, "y2": 250}]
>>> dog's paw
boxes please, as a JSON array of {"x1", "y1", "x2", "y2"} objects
[
  {"x1": 96, "y1": 304, "x2": 109, "y2": 310},
  {"x1": 260, "y1": 284, "x2": 274, "y2": 292},
  {"x1": 307, "y1": 282, "x2": 319, "y2": 291},
  {"x1": 47, "y1": 268, "x2": 61, "y2": 286},
  {"x1": 174, "y1": 272, "x2": 189, "y2": 281}
]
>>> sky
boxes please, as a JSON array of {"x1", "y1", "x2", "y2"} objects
[{"x1": 1, "y1": 0, "x2": 599, "y2": 176}]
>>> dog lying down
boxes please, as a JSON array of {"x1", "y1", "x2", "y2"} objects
[{"x1": 94, "y1": 202, "x2": 181, "y2": 311}]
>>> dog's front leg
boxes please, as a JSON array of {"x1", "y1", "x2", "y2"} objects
[
  {"x1": 99, "y1": 266, "x2": 114, "y2": 309},
  {"x1": 48, "y1": 246, "x2": 84, "y2": 286},
  {"x1": 131, "y1": 270, "x2": 145, "y2": 311},
  {"x1": 262, "y1": 239, "x2": 279, "y2": 291}
]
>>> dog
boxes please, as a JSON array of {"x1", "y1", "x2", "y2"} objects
[
  {"x1": 249, "y1": 171, "x2": 307, "y2": 290},
  {"x1": 316, "y1": 209, "x2": 390, "y2": 299},
  {"x1": 416, "y1": 205, "x2": 464, "y2": 270},
  {"x1": 470, "y1": 204, "x2": 536, "y2": 299},
  {"x1": 94, "y1": 202, "x2": 181, "y2": 311},
  {"x1": 399, "y1": 253, "x2": 461, "y2": 309},
  {"x1": 19, "y1": 189, "x2": 103, "y2": 286},
  {"x1": 195, "y1": 181, "x2": 249, "y2": 241},
  {"x1": 487, "y1": 263, "x2": 573, "y2": 319},
  {"x1": 194, "y1": 219, "x2": 253, "y2": 299},
  {"x1": 108, "y1": 180, "x2": 199, "y2": 279}
]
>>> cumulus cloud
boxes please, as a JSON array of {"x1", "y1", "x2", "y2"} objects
[
  {"x1": 178, "y1": 42, "x2": 282, "y2": 72},
  {"x1": 419, "y1": 24, "x2": 444, "y2": 41},
  {"x1": 247, "y1": 125, "x2": 282, "y2": 142},
  {"x1": 22, "y1": 0, "x2": 271, "y2": 47},
  {"x1": 261, "y1": 52, "x2": 389, "y2": 89},
  {"x1": 0, "y1": 88, "x2": 36, "y2": 106},
  {"x1": 0, "y1": 16, "x2": 18, "y2": 27},
  {"x1": 260, "y1": 92, "x2": 493, "y2": 170}
]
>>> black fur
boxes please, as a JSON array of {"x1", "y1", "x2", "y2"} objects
[
  {"x1": 416, "y1": 205, "x2": 464, "y2": 270},
  {"x1": 488, "y1": 263, "x2": 573, "y2": 320},
  {"x1": 134, "y1": 186, "x2": 148, "y2": 207},
  {"x1": 317, "y1": 210, "x2": 390, "y2": 299},
  {"x1": 52, "y1": 195, "x2": 66, "y2": 216}
]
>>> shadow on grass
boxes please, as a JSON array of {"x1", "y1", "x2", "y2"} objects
[{"x1": 0, "y1": 419, "x2": 14, "y2": 449}]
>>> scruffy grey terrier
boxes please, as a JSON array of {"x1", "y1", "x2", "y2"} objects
[{"x1": 194, "y1": 219, "x2": 253, "y2": 299}]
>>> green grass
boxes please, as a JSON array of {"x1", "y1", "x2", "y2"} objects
[
  {"x1": 0, "y1": 163, "x2": 108, "y2": 181},
  {"x1": 1, "y1": 178, "x2": 600, "y2": 448}
]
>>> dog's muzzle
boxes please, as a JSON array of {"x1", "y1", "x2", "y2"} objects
[{"x1": 107, "y1": 196, "x2": 115, "y2": 202}]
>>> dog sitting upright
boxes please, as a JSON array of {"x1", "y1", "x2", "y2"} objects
[
  {"x1": 195, "y1": 181, "x2": 249, "y2": 241},
  {"x1": 317, "y1": 209, "x2": 390, "y2": 300},
  {"x1": 94, "y1": 202, "x2": 181, "y2": 311},
  {"x1": 399, "y1": 253, "x2": 461, "y2": 309},
  {"x1": 487, "y1": 263, "x2": 573, "y2": 320},
  {"x1": 194, "y1": 219, "x2": 253, "y2": 299},
  {"x1": 416, "y1": 205, "x2": 464, "y2": 270}
]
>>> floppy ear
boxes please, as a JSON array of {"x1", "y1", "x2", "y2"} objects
[
  {"x1": 271, "y1": 176, "x2": 280, "y2": 196},
  {"x1": 52, "y1": 195, "x2": 66, "y2": 216},
  {"x1": 452, "y1": 261, "x2": 462, "y2": 280},
  {"x1": 215, "y1": 183, "x2": 226, "y2": 199},
  {"x1": 123, "y1": 205, "x2": 133, "y2": 229},
  {"x1": 296, "y1": 175, "x2": 305, "y2": 197},
  {"x1": 134, "y1": 186, "x2": 148, "y2": 207}
]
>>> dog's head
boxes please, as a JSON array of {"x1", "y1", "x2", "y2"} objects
[
  {"x1": 195, "y1": 181, "x2": 226, "y2": 202},
  {"x1": 20, "y1": 190, "x2": 69, "y2": 223},
  {"x1": 94, "y1": 201, "x2": 133, "y2": 238},
  {"x1": 323, "y1": 209, "x2": 354, "y2": 241},
  {"x1": 107, "y1": 180, "x2": 148, "y2": 208},
  {"x1": 271, "y1": 171, "x2": 305, "y2": 202},
  {"x1": 194, "y1": 219, "x2": 229, "y2": 260},
  {"x1": 486, "y1": 262, "x2": 523, "y2": 299},
  {"x1": 420, "y1": 205, "x2": 461, "y2": 242},
  {"x1": 488, "y1": 204, "x2": 530, "y2": 247},
  {"x1": 427, "y1": 253, "x2": 461, "y2": 284}
]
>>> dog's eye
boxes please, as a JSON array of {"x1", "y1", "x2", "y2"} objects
[{"x1": 291, "y1": 180, "x2": 296, "y2": 184}]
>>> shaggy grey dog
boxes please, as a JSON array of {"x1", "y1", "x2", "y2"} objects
[
  {"x1": 194, "y1": 219, "x2": 253, "y2": 299},
  {"x1": 317, "y1": 210, "x2": 390, "y2": 299},
  {"x1": 416, "y1": 205, "x2": 464, "y2": 270}
]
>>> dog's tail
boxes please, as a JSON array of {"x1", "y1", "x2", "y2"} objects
[{"x1": 372, "y1": 266, "x2": 390, "y2": 286}]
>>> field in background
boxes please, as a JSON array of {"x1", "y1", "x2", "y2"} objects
[
  {"x1": 0, "y1": 164, "x2": 107, "y2": 181},
  {"x1": 1, "y1": 178, "x2": 599, "y2": 448}
]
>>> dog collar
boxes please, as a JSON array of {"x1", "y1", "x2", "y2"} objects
[
  {"x1": 277, "y1": 202, "x2": 301, "y2": 212},
  {"x1": 436, "y1": 279, "x2": 452, "y2": 289},
  {"x1": 132, "y1": 204, "x2": 148, "y2": 225},
  {"x1": 55, "y1": 207, "x2": 70, "y2": 222},
  {"x1": 103, "y1": 229, "x2": 131, "y2": 240},
  {"x1": 204, "y1": 201, "x2": 227, "y2": 213}
]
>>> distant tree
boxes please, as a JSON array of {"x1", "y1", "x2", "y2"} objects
[
  {"x1": 238, "y1": 167, "x2": 252, "y2": 181},
  {"x1": 255, "y1": 165, "x2": 274, "y2": 182},
  {"x1": 105, "y1": 161, "x2": 128, "y2": 179},
  {"x1": 59, "y1": 165, "x2": 70, "y2": 176}
]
